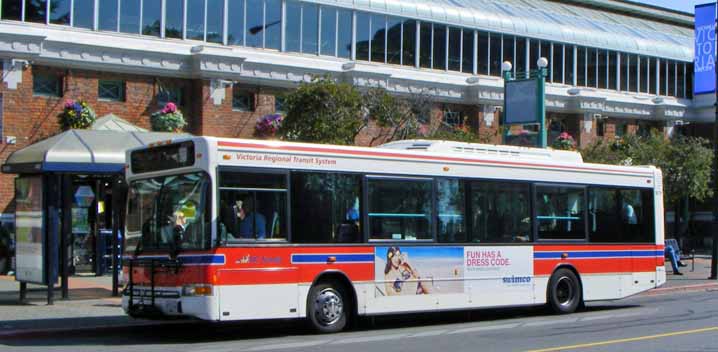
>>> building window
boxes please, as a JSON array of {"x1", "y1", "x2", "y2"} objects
[
  {"x1": 98, "y1": 0, "x2": 118, "y2": 31},
  {"x1": 433, "y1": 24, "x2": 446, "y2": 70},
  {"x1": 25, "y1": 0, "x2": 48, "y2": 23},
  {"x1": 587, "y1": 48, "x2": 597, "y2": 88},
  {"x1": 577, "y1": 47, "x2": 586, "y2": 87},
  {"x1": 163, "y1": 0, "x2": 182, "y2": 39},
  {"x1": 480, "y1": 31, "x2": 491, "y2": 76},
  {"x1": 565, "y1": 45, "x2": 575, "y2": 85},
  {"x1": 419, "y1": 22, "x2": 431, "y2": 68},
  {"x1": 597, "y1": 50, "x2": 607, "y2": 89},
  {"x1": 597, "y1": 119, "x2": 605, "y2": 137},
  {"x1": 386, "y1": 17, "x2": 401, "y2": 65},
  {"x1": 319, "y1": 7, "x2": 337, "y2": 56},
  {"x1": 442, "y1": 108, "x2": 463, "y2": 127},
  {"x1": 448, "y1": 27, "x2": 461, "y2": 72},
  {"x1": 614, "y1": 120, "x2": 628, "y2": 138},
  {"x1": 227, "y1": 0, "x2": 245, "y2": 46},
  {"x1": 233, "y1": 89, "x2": 254, "y2": 111},
  {"x1": 186, "y1": 0, "x2": 206, "y2": 40},
  {"x1": 402, "y1": 19, "x2": 416, "y2": 66},
  {"x1": 141, "y1": 0, "x2": 161, "y2": 36},
  {"x1": 461, "y1": 29, "x2": 474, "y2": 74},
  {"x1": 206, "y1": 0, "x2": 225, "y2": 44},
  {"x1": 608, "y1": 51, "x2": 617, "y2": 90},
  {"x1": 73, "y1": 0, "x2": 94, "y2": 29},
  {"x1": 157, "y1": 86, "x2": 182, "y2": 106},
  {"x1": 50, "y1": 0, "x2": 71, "y2": 25},
  {"x1": 301, "y1": 3, "x2": 319, "y2": 54},
  {"x1": 1, "y1": 0, "x2": 22, "y2": 21},
  {"x1": 337, "y1": 9, "x2": 352, "y2": 59},
  {"x1": 274, "y1": 95, "x2": 285, "y2": 114},
  {"x1": 120, "y1": 0, "x2": 141, "y2": 34},
  {"x1": 370, "y1": 14, "x2": 386, "y2": 63},
  {"x1": 98, "y1": 80, "x2": 125, "y2": 102},
  {"x1": 33, "y1": 73, "x2": 63, "y2": 97}
]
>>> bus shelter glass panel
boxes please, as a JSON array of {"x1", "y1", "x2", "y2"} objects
[
  {"x1": 218, "y1": 172, "x2": 287, "y2": 241},
  {"x1": 291, "y1": 172, "x2": 362, "y2": 243},
  {"x1": 368, "y1": 178, "x2": 432, "y2": 241},
  {"x1": 468, "y1": 181, "x2": 531, "y2": 243},
  {"x1": 535, "y1": 185, "x2": 585, "y2": 240},
  {"x1": 126, "y1": 173, "x2": 211, "y2": 252},
  {"x1": 588, "y1": 188, "x2": 654, "y2": 243}
]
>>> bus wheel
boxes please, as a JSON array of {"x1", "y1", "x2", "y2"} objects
[
  {"x1": 307, "y1": 282, "x2": 349, "y2": 333},
  {"x1": 547, "y1": 268, "x2": 582, "y2": 314}
]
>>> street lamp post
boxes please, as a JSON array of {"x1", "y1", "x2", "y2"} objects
[
  {"x1": 537, "y1": 57, "x2": 549, "y2": 149},
  {"x1": 711, "y1": 4, "x2": 718, "y2": 280}
]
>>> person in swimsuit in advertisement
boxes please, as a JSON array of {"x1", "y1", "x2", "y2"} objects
[{"x1": 384, "y1": 246, "x2": 430, "y2": 296}]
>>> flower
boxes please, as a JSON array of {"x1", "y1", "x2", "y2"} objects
[
  {"x1": 58, "y1": 99, "x2": 96, "y2": 130},
  {"x1": 162, "y1": 102, "x2": 178, "y2": 114},
  {"x1": 254, "y1": 114, "x2": 284, "y2": 138}
]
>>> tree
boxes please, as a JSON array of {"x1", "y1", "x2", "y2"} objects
[
  {"x1": 279, "y1": 76, "x2": 364, "y2": 145},
  {"x1": 362, "y1": 88, "x2": 432, "y2": 145},
  {"x1": 581, "y1": 131, "x2": 713, "y2": 239}
]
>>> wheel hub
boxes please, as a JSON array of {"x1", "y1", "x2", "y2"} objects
[
  {"x1": 314, "y1": 288, "x2": 343, "y2": 326},
  {"x1": 556, "y1": 276, "x2": 574, "y2": 307}
]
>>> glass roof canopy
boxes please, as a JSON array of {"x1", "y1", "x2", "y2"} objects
[{"x1": 314, "y1": 0, "x2": 693, "y2": 62}]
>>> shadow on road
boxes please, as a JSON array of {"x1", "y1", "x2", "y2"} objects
[{"x1": 0, "y1": 303, "x2": 641, "y2": 347}]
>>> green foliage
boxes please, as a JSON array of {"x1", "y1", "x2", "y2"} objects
[
  {"x1": 279, "y1": 76, "x2": 364, "y2": 145},
  {"x1": 581, "y1": 131, "x2": 713, "y2": 204}
]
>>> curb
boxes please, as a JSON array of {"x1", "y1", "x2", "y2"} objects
[
  {"x1": 0, "y1": 320, "x2": 188, "y2": 340},
  {"x1": 643, "y1": 282, "x2": 718, "y2": 296}
]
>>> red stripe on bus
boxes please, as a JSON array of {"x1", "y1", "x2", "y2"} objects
[{"x1": 217, "y1": 140, "x2": 653, "y2": 176}]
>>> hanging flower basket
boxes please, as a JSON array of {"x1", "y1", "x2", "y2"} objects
[
  {"x1": 552, "y1": 132, "x2": 577, "y2": 150},
  {"x1": 150, "y1": 102, "x2": 186, "y2": 132},
  {"x1": 59, "y1": 99, "x2": 96, "y2": 130},
  {"x1": 254, "y1": 114, "x2": 283, "y2": 138}
]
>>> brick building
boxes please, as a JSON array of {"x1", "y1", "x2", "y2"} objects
[{"x1": 0, "y1": 0, "x2": 703, "y2": 224}]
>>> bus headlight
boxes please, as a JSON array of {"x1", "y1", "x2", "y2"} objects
[{"x1": 182, "y1": 284, "x2": 213, "y2": 296}]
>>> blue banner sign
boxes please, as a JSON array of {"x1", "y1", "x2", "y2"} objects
[{"x1": 694, "y1": 3, "x2": 716, "y2": 95}]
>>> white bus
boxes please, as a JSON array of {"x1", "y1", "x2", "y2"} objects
[{"x1": 122, "y1": 137, "x2": 665, "y2": 333}]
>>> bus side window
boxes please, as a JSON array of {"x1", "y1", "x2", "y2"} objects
[
  {"x1": 218, "y1": 171, "x2": 287, "y2": 241},
  {"x1": 291, "y1": 172, "x2": 362, "y2": 243},
  {"x1": 367, "y1": 177, "x2": 432, "y2": 241}
]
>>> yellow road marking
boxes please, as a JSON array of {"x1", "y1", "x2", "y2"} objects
[{"x1": 526, "y1": 326, "x2": 718, "y2": 352}]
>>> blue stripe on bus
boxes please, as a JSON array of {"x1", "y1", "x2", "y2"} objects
[
  {"x1": 130, "y1": 254, "x2": 225, "y2": 265},
  {"x1": 291, "y1": 254, "x2": 374, "y2": 264},
  {"x1": 534, "y1": 250, "x2": 663, "y2": 259}
]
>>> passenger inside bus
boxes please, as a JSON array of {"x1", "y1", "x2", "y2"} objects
[{"x1": 237, "y1": 197, "x2": 267, "y2": 239}]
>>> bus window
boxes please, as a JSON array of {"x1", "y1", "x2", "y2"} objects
[
  {"x1": 468, "y1": 181, "x2": 531, "y2": 243},
  {"x1": 218, "y1": 171, "x2": 287, "y2": 241},
  {"x1": 536, "y1": 185, "x2": 586, "y2": 240},
  {"x1": 291, "y1": 172, "x2": 362, "y2": 243},
  {"x1": 437, "y1": 179, "x2": 466, "y2": 243},
  {"x1": 368, "y1": 177, "x2": 432, "y2": 241},
  {"x1": 589, "y1": 188, "x2": 654, "y2": 243}
]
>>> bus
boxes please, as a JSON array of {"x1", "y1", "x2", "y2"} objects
[{"x1": 121, "y1": 136, "x2": 666, "y2": 333}]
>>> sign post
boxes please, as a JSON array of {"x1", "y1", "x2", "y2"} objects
[{"x1": 502, "y1": 58, "x2": 549, "y2": 148}]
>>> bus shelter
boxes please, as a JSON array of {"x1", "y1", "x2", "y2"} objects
[{"x1": 1, "y1": 118, "x2": 183, "y2": 303}]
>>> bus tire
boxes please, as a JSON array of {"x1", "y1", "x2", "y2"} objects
[
  {"x1": 547, "y1": 268, "x2": 582, "y2": 314},
  {"x1": 307, "y1": 282, "x2": 350, "y2": 333}
]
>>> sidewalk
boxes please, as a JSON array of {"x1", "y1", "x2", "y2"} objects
[{"x1": 1, "y1": 258, "x2": 717, "y2": 339}]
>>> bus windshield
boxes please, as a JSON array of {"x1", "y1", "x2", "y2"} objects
[{"x1": 125, "y1": 172, "x2": 211, "y2": 254}]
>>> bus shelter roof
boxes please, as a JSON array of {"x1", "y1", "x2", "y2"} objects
[{"x1": 1, "y1": 129, "x2": 185, "y2": 174}]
